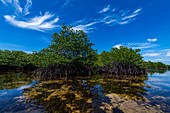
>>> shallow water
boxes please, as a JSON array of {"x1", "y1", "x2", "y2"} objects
[{"x1": 0, "y1": 70, "x2": 169, "y2": 113}]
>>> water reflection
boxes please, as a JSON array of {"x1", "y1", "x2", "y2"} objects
[
  {"x1": 0, "y1": 71, "x2": 33, "y2": 90},
  {"x1": 1, "y1": 70, "x2": 169, "y2": 112},
  {"x1": 146, "y1": 70, "x2": 170, "y2": 112},
  {"x1": 147, "y1": 69, "x2": 170, "y2": 75},
  {"x1": 23, "y1": 75, "x2": 149, "y2": 113}
]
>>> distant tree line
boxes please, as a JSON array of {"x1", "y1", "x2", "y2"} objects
[
  {"x1": 0, "y1": 24, "x2": 169, "y2": 72},
  {"x1": 143, "y1": 61, "x2": 170, "y2": 69}
]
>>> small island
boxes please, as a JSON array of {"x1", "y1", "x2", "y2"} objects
[
  {"x1": 0, "y1": 24, "x2": 169, "y2": 79},
  {"x1": 0, "y1": 24, "x2": 170, "y2": 113}
]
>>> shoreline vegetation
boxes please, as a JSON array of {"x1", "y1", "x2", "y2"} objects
[{"x1": 0, "y1": 24, "x2": 169, "y2": 79}]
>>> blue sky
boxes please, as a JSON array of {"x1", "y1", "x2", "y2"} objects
[{"x1": 0, "y1": 0, "x2": 170, "y2": 64}]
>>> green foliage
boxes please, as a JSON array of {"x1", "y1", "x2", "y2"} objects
[
  {"x1": 0, "y1": 24, "x2": 97, "y2": 68},
  {"x1": 0, "y1": 50, "x2": 32, "y2": 67},
  {"x1": 35, "y1": 23, "x2": 97, "y2": 67},
  {"x1": 0, "y1": 24, "x2": 169, "y2": 69},
  {"x1": 144, "y1": 61, "x2": 167, "y2": 68},
  {"x1": 96, "y1": 46, "x2": 144, "y2": 67}
]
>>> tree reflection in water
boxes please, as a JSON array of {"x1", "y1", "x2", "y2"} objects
[
  {"x1": 23, "y1": 75, "x2": 149, "y2": 113},
  {"x1": 0, "y1": 72, "x2": 33, "y2": 90},
  {"x1": 147, "y1": 69, "x2": 170, "y2": 75}
]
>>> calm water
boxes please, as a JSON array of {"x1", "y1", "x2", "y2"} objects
[{"x1": 0, "y1": 70, "x2": 169, "y2": 113}]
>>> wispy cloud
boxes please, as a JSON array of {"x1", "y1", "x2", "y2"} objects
[
  {"x1": 113, "y1": 44, "x2": 123, "y2": 48},
  {"x1": 40, "y1": 37, "x2": 51, "y2": 44},
  {"x1": 0, "y1": 42, "x2": 25, "y2": 51},
  {"x1": 143, "y1": 53, "x2": 161, "y2": 57},
  {"x1": 127, "y1": 38, "x2": 158, "y2": 49},
  {"x1": 1, "y1": 0, "x2": 60, "y2": 32},
  {"x1": 72, "y1": 21, "x2": 97, "y2": 33},
  {"x1": 1, "y1": 0, "x2": 23, "y2": 14},
  {"x1": 149, "y1": 78, "x2": 164, "y2": 82},
  {"x1": 24, "y1": 51, "x2": 33, "y2": 54},
  {"x1": 1, "y1": 0, "x2": 12, "y2": 5},
  {"x1": 166, "y1": 51, "x2": 170, "y2": 56},
  {"x1": 128, "y1": 42, "x2": 150, "y2": 46},
  {"x1": 13, "y1": 0, "x2": 22, "y2": 13},
  {"x1": 113, "y1": 39, "x2": 159, "y2": 50},
  {"x1": 1, "y1": 0, "x2": 7, "y2": 5},
  {"x1": 144, "y1": 49, "x2": 170, "y2": 63},
  {"x1": 99, "y1": 5, "x2": 110, "y2": 13},
  {"x1": 24, "y1": 0, "x2": 32, "y2": 15},
  {"x1": 4, "y1": 12, "x2": 59, "y2": 32},
  {"x1": 128, "y1": 42, "x2": 158, "y2": 49},
  {"x1": 161, "y1": 49, "x2": 170, "y2": 51},
  {"x1": 133, "y1": 8, "x2": 142, "y2": 13},
  {"x1": 147, "y1": 38, "x2": 157, "y2": 42},
  {"x1": 154, "y1": 82, "x2": 170, "y2": 87},
  {"x1": 122, "y1": 13, "x2": 138, "y2": 20},
  {"x1": 150, "y1": 59, "x2": 164, "y2": 62},
  {"x1": 62, "y1": 0, "x2": 70, "y2": 8},
  {"x1": 131, "y1": 44, "x2": 158, "y2": 49},
  {"x1": 99, "y1": 7, "x2": 142, "y2": 25},
  {"x1": 0, "y1": 42, "x2": 23, "y2": 48},
  {"x1": 72, "y1": 6, "x2": 142, "y2": 33},
  {"x1": 0, "y1": 42, "x2": 33, "y2": 53}
]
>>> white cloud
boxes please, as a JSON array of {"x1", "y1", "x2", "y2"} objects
[
  {"x1": 148, "y1": 59, "x2": 170, "y2": 62},
  {"x1": 128, "y1": 42, "x2": 150, "y2": 46},
  {"x1": 24, "y1": 0, "x2": 32, "y2": 15},
  {"x1": 113, "y1": 44, "x2": 123, "y2": 48},
  {"x1": 118, "y1": 18, "x2": 136, "y2": 25},
  {"x1": 128, "y1": 42, "x2": 158, "y2": 49},
  {"x1": 143, "y1": 53, "x2": 161, "y2": 57},
  {"x1": 149, "y1": 78, "x2": 164, "y2": 82},
  {"x1": 134, "y1": 8, "x2": 142, "y2": 13},
  {"x1": 147, "y1": 38, "x2": 157, "y2": 42},
  {"x1": 4, "y1": 12, "x2": 59, "y2": 32},
  {"x1": 24, "y1": 51, "x2": 33, "y2": 54},
  {"x1": 62, "y1": 0, "x2": 70, "y2": 8},
  {"x1": 150, "y1": 59, "x2": 164, "y2": 62},
  {"x1": 166, "y1": 51, "x2": 170, "y2": 56},
  {"x1": 41, "y1": 37, "x2": 51, "y2": 44},
  {"x1": 122, "y1": 13, "x2": 138, "y2": 20},
  {"x1": 113, "y1": 38, "x2": 159, "y2": 50},
  {"x1": 72, "y1": 7, "x2": 142, "y2": 33},
  {"x1": 1, "y1": 0, "x2": 32, "y2": 15},
  {"x1": 100, "y1": 8, "x2": 142, "y2": 25},
  {"x1": 2, "y1": 0, "x2": 59, "y2": 32},
  {"x1": 0, "y1": 42, "x2": 23, "y2": 48},
  {"x1": 13, "y1": 0, "x2": 22, "y2": 13},
  {"x1": 131, "y1": 44, "x2": 158, "y2": 49},
  {"x1": 103, "y1": 16, "x2": 111, "y2": 21},
  {"x1": 112, "y1": 9, "x2": 116, "y2": 12},
  {"x1": 1, "y1": 0, "x2": 12, "y2": 5},
  {"x1": 105, "y1": 19, "x2": 117, "y2": 24},
  {"x1": 161, "y1": 49, "x2": 170, "y2": 51},
  {"x1": 154, "y1": 82, "x2": 170, "y2": 87},
  {"x1": 1, "y1": 0, "x2": 7, "y2": 5},
  {"x1": 72, "y1": 22, "x2": 97, "y2": 33},
  {"x1": 99, "y1": 5, "x2": 110, "y2": 13},
  {"x1": 127, "y1": 38, "x2": 159, "y2": 49}
]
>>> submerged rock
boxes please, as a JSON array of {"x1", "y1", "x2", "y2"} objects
[{"x1": 100, "y1": 94, "x2": 163, "y2": 113}]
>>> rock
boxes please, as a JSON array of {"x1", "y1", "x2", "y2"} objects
[{"x1": 100, "y1": 94, "x2": 164, "y2": 113}]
